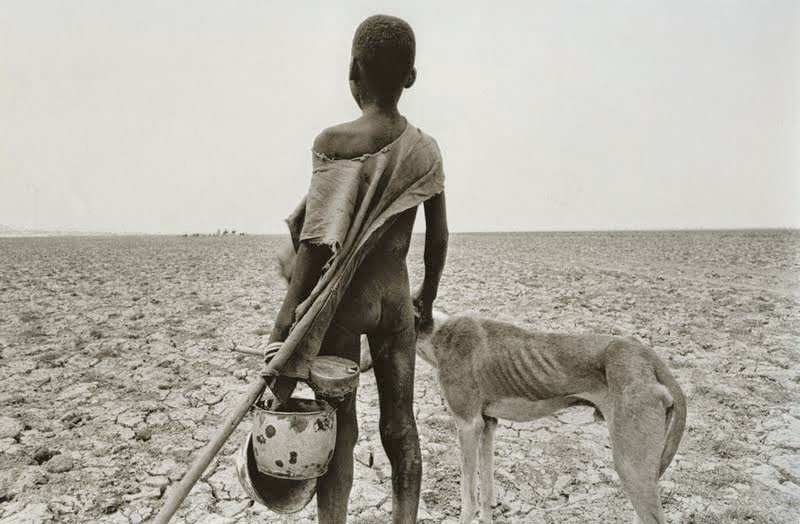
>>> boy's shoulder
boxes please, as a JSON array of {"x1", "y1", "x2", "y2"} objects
[
  {"x1": 313, "y1": 122, "x2": 365, "y2": 160},
  {"x1": 313, "y1": 117, "x2": 409, "y2": 160}
]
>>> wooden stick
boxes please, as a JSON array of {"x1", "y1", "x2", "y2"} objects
[
  {"x1": 153, "y1": 376, "x2": 268, "y2": 524},
  {"x1": 231, "y1": 345, "x2": 263, "y2": 356}
]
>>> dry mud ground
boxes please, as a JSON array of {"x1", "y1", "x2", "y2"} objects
[{"x1": 0, "y1": 231, "x2": 798, "y2": 523}]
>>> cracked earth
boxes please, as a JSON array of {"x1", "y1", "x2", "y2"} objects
[{"x1": 1, "y1": 231, "x2": 798, "y2": 523}]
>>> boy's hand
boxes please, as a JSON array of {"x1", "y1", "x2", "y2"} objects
[
  {"x1": 269, "y1": 376, "x2": 298, "y2": 404},
  {"x1": 413, "y1": 286, "x2": 434, "y2": 333},
  {"x1": 263, "y1": 342, "x2": 297, "y2": 404}
]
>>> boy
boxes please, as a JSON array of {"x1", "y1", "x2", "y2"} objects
[{"x1": 266, "y1": 14, "x2": 448, "y2": 524}]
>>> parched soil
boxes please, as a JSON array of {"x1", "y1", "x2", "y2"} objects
[{"x1": 0, "y1": 231, "x2": 798, "y2": 523}]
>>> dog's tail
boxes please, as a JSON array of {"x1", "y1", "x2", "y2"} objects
[{"x1": 654, "y1": 359, "x2": 687, "y2": 477}]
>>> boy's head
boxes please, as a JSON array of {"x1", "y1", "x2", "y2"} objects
[{"x1": 350, "y1": 15, "x2": 416, "y2": 106}]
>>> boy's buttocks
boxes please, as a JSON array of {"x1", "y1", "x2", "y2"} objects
[{"x1": 331, "y1": 209, "x2": 417, "y2": 336}]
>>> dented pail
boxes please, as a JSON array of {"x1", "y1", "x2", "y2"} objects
[
  {"x1": 235, "y1": 432, "x2": 317, "y2": 514},
  {"x1": 251, "y1": 393, "x2": 337, "y2": 480}
]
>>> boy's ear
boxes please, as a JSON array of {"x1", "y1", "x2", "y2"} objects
[
  {"x1": 404, "y1": 67, "x2": 417, "y2": 89},
  {"x1": 349, "y1": 58, "x2": 360, "y2": 82}
]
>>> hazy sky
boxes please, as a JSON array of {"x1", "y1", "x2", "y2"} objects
[{"x1": 1, "y1": 1, "x2": 798, "y2": 233}]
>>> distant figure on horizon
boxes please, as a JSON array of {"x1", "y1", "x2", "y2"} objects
[{"x1": 264, "y1": 14, "x2": 449, "y2": 524}]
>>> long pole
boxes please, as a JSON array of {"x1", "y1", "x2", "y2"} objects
[{"x1": 153, "y1": 376, "x2": 267, "y2": 524}]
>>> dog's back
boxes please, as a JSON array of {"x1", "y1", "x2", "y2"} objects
[
  {"x1": 432, "y1": 315, "x2": 618, "y2": 401},
  {"x1": 423, "y1": 313, "x2": 687, "y2": 523}
]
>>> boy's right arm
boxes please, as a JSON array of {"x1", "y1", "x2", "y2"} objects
[
  {"x1": 269, "y1": 242, "x2": 330, "y2": 344},
  {"x1": 413, "y1": 190, "x2": 448, "y2": 331},
  {"x1": 267, "y1": 241, "x2": 330, "y2": 402}
]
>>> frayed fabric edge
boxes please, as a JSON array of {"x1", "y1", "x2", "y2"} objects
[
  {"x1": 311, "y1": 146, "x2": 392, "y2": 163},
  {"x1": 297, "y1": 236, "x2": 341, "y2": 272}
]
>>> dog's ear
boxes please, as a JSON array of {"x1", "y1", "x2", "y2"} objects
[{"x1": 276, "y1": 238, "x2": 296, "y2": 284}]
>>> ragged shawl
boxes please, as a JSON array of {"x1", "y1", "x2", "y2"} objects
[{"x1": 264, "y1": 123, "x2": 445, "y2": 379}]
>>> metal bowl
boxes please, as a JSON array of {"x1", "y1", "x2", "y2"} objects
[
  {"x1": 251, "y1": 394, "x2": 337, "y2": 479},
  {"x1": 235, "y1": 432, "x2": 318, "y2": 514}
]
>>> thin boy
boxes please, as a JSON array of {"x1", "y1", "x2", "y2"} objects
[{"x1": 267, "y1": 14, "x2": 448, "y2": 524}]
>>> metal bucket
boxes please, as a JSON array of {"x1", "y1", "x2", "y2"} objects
[
  {"x1": 235, "y1": 432, "x2": 318, "y2": 514},
  {"x1": 251, "y1": 393, "x2": 337, "y2": 480}
]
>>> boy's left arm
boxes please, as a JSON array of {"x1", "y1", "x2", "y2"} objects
[{"x1": 413, "y1": 190, "x2": 448, "y2": 331}]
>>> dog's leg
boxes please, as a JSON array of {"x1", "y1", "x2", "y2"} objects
[
  {"x1": 602, "y1": 340, "x2": 672, "y2": 523},
  {"x1": 455, "y1": 415, "x2": 484, "y2": 524},
  {"x1": 478, "y1": 416, "x2": 498, "y2": 523},
  {"x1": 609, "y1": 391, "x2": 667, "y2": 524}
]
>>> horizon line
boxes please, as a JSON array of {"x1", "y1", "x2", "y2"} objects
[{"x1": 1, "y1": 225, "x2": 798, "y2": 238}]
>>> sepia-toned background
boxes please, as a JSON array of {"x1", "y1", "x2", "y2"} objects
[{"x1": 1, "y1": 1, "x2": 798, "y2": 523}]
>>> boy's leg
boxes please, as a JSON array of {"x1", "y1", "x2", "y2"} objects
[
  {"x1": 316, "y1": 390, "x2": 358, "y2": 524},
  {"x1": 316, "y1": 321, "x2": 361, "y2": 524},
  {"x1": 367, "y1": 325, "x2": 421, "y2": 524}
]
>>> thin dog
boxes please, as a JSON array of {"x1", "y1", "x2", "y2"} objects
[{"x1": 415, "y1": 310, "x2": 686, "y2": 524}]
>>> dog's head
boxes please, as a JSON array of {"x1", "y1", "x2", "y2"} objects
[{"x1": 414, "y1": 308, "x2": 448, "y2": 368}]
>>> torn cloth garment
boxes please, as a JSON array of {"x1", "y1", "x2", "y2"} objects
[{"x1": 265, "y1": 122, "x2": 445, "y2": 380}]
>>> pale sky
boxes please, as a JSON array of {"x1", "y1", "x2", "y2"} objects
[{"x1": 1, "y1": 1, "x2": 798, "y2": 234}]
